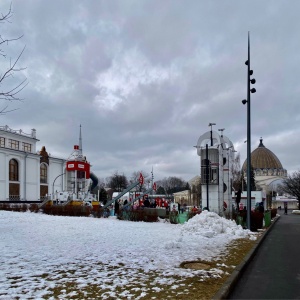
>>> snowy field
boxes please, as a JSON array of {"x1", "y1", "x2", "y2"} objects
[{"x1": 0, "y1": 210, "x2": 257, "y2": 299}]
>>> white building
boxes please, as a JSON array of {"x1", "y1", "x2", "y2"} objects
[
  {"x1": 242, "y1": 138, "x2": 290, "y2": 209},
  {"x1": 196, "y1": 129, "x2": 235, "y2": 214},
  {"x1": 242, "y1": 138, "x2": 287, "y2": 192},
  {"x1": 0, "y1": 125, "x2": 65, "y2": 202},
  {"x1": 173, "y1": 175, "x2": 201, "y2": 207},
  {"x1": 272, "y1": 195, "x2": 298, "y2": 210}
]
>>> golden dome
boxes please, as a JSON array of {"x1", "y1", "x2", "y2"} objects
[{"x1": 242, "y1": 138, "x2": 283, "y2": 171}]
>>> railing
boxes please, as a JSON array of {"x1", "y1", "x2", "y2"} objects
[
  {"x1": 0, "y1": 125, "x2": 32, "y2": 137},
  {"x1": 8, "y1": 195, "x2": 21, "y2": 201},
  {"x1": 38, "y1": 198, "x2": 52, "y2": 208},
  {"x1": 40, "y1": 195, "x2": 50, "y2": 202}
]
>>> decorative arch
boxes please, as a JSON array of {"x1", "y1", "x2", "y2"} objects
[
  {"x1": 196, "y1": 130, "x2": 222, "y2": 155},
  {"x1": 40, "y1": 163, "x2": 49, "y2": 199},
  {"x1": 9, "y1": 159, "x2": 19, "y2": 181},
  {"x1": 9, "y1": 158, "x2": 20, "y2": 200},
  {"x1": 40, "y1": 163, "x2": 48, "y2": 184}
]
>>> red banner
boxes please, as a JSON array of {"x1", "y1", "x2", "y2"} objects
[
  {"x1": 139, "y1": 173, "x2": 144, "y2": 185},
  {"x1": 152, "y1": 182, "x2": 157, "y2": 191}
]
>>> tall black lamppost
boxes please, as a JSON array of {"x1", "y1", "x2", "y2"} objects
[
  {"x1": 207, "y1": 123, "x2": 216, "y2": 210},
  {"x1": 208, "y1": 123, "x2": 216, "y2": 146},
  {"x1": 242, "y1": 32, "x2": 256, "y2": 230}
]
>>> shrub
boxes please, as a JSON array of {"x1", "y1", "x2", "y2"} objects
[
  {"x1": 29, "y1": 204, "x2": 39, "y2": 213},
  {"x1": 271, "y1": 208, "x2": 277, "y2": 219},
  {"x1": 250, "y1": 211, "x2": 264, "y2": 231}
]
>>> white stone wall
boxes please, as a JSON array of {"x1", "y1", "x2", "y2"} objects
[
  {"x1": 0, "y1": 126, "x2": 65, "y2": 201},
  {"x1": 0, "y1": 152, "x2": 7, "y2": 199},
  {"x1": 48, "y1": 158, "x2": 66, "y2": 198},
  {"x1": 23, "y1": 155, "x2": 40, "y2": 201}
]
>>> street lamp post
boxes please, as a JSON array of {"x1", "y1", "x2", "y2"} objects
[
  {"x1": 209, "y1": 123, "x2": 216, "y2": 146},
  {"x1": 205, "y1": 143, "x2": 210, "y2": 210},
  {"x1": 52, "y1": 173, "x2": 65, "y2": 201},
  {"x1": 218, "y1": 128, "x2": 225, "y2": 215},
  {"x1": 242, "y1": 32, "x2": 256, "y2": 230}
]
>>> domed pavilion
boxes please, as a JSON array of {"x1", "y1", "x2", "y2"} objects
[{"x1": 242, "y1": 138, "x2": 287, "y2": 192}]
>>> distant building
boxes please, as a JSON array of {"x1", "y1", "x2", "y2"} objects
[
  {"x1": 173, "y1": 175, "x2": 201, "y2": 207},
  {"x1": 0, "y1": 125, "x2": 65, "y2": 202},
  {"x1": 242, "y1": 138, "x2": 287, "y2": 191},
  {"x1": 242, "y1": 138, "x2": 289, "y2": 208}
]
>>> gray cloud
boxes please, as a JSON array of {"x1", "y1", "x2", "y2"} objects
[{"x1": 1, "y1": 0, "x2": 300, "y2": 182}]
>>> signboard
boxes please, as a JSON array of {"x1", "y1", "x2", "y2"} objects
[{"x1": 66, "y1": 161, "x2": 90, "y2": 178}]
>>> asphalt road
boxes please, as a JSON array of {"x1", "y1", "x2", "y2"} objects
[{"x1": 229, "y1": 211, "x2": 300, "y2": 300}]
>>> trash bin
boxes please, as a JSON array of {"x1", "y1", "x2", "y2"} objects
[
  {"x1": 264, "y1": 211, "x2": 271, "y2": 227},
  {"x1": 236, "y1": 216, "x2": 243, "y2": 226},
  {"x1": 178, "y1": 211, "x2": 188, "y2": 224}
]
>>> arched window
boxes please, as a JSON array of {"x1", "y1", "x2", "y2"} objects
[
  {"x1": 40, "y1": 164, "x2": 48, "y2": 184},
  {"x1": 9, "y1": 159, "x2": 19, "y2": 181}
]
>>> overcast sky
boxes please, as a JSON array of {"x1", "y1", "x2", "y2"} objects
[{"x1": 1, "y1": 0, "x2": 300, "y2": 183}]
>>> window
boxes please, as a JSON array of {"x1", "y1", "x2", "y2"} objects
[
  {"x1": 9, "y1": 159, "x2": 19, "y2": 181},
  {"x1": 22, "y1": 142, "x2": 32, "y2": 152},
  {"x1": 8, "y1": 139, "x2": 19, "y2": 150},
  {"x1": 77, "y1": 171, "x2": 85, "y2": 179},
  {"x1": 200, "y1": 148, "x2": 219, "y2": 185},
  {"x1": 201, "y1": 164, "x2": 219, "y2": 185},
  {"x1": 40, "y1": 164, "x2": 48, "y2": 184},
  {"x1": 0, "y1": 137, "x2": 5, "y2": 147}
]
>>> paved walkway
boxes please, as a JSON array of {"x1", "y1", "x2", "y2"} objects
[{"x1": 229, "y1": 211, "x2": 300, "y2": 299}]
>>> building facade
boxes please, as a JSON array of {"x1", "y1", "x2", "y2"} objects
[
  {"x1": 241, "y1": 138, "x2": 291, "y2": 208},
  {"x1": 0, "y1": 125, "x2": 65, "y2": 202},
  {"x1": 173, "y1": 175, "x2": 201, "y2": 207},
  {"x1": 242, "y1": 138, "x2": 287, "y2": 192}
]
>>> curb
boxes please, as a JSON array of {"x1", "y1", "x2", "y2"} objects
[{"x1": 212, "y1": 215, "x2": 281, "y2": 300}]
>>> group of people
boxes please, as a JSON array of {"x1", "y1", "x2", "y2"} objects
[{"x1": 114, "y1": 197, "x2": 204, "y2": 216}]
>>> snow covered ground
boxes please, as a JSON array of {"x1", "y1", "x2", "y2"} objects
[{"x1": 0, "y1": 210, "x2": 257, "y2": 299}]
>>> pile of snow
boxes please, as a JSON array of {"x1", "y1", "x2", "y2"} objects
[
  {"x1": 181, "y1": 210, "x2": 254, "y2": 238},
  {"x1": 0, "y1": 210, "x2": 257, "y2": 299},
  {"x1": 165, "y1": 210, "x2": 257, "y2": 253}
]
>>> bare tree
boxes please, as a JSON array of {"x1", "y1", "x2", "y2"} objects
[
  {"x1": 0, "y1": 4, "x2": 27, "y2": 115},
  {"x1": 107, "y1": 171, "x2": 128, "y2": 192},
  {"x1": 278, "y1": 171, "x2": 300, "y2": 209},
  {"x1": 130, "y1": 170, "x2": 150, "y2": 192},
  {"x1": 231, "y1": 152, "x2": 242, "y2": 191},
  {"x1": 156, "y1": 176, "x2": 187, "y2": 195}
]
